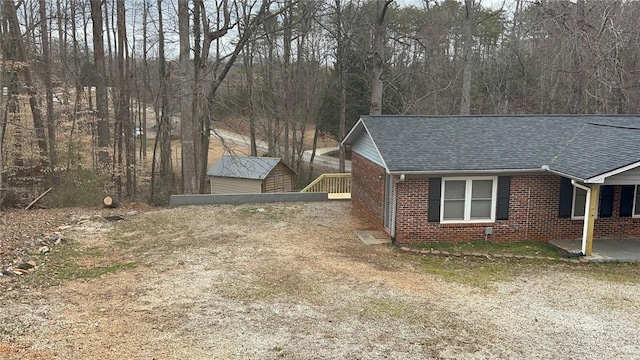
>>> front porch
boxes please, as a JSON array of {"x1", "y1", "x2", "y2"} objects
[{"x1": 551, "y1": 238, "x2": 640, "y2": 263}]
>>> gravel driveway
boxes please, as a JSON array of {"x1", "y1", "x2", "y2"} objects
[{"x1": 1, "y1": 202, "x2": 639, "y2": 359}]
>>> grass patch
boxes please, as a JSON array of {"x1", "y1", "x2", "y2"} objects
[
  {"x1": 579, "y1": 262, "x2": 640, "y2": 284},
  {"x1": 420, "y1": 256, "x2": 515, "y2": 287},
  {"x1": 412, "y1": 241, "x2": 562, "y2": 258},
  {"x1": 24, "y1": 240, "x2": 138, "y2": 288}
]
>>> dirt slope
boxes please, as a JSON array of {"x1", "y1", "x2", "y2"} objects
[{"x1": 1, "y1": 202, "x2": 639, "y2": 359}]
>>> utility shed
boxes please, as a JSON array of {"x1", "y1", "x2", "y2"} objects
[{"x1": 207, "y1": 156, "x2": 296, "y2": 194}]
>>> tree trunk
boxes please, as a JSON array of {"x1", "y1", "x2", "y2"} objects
[
  {"x1": 141, "y1": 0, "x2": 149, "y2": 160},
  {"x1": 179, "y1": 0, "x2": 197, "y2": 194},
  {"x1": 243, "y1": 40, "x2": 258, "y2": 156},
  {"x1": 5, "y1": 0, "x2": 48, "y2": 161},
  {"x1": 39, "y1": 0, "x2": 56, "y2": 169},
  {"x1": 460, "y1": 0, "x2": 474, "y2": 115},
  {"x1": 370, "y1": 0, "x2": 392, "y2": 116},
  {"x1": 116, "y1": 0, "x2": 133, "y2": 196},
  {"x1": 335, "y1": 0, "x2": 346, "y2": 173},
  {"x1": 573, "y1": 0, "x2": 586, "y2": 113},
  {"x1": 90, "y1": 0, "x2": 111, "y2": 167},
  {"x1": 157, "y1": 0, "x2": 172, "y2": 188}
]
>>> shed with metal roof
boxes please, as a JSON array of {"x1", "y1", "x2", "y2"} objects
[{"x1": 207, "y1": 156, "x2": 296, "y2": 194}]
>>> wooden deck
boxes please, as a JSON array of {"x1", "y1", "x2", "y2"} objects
[{"x1": 301, "y1": 173, "x2": 351, "y2": 200}]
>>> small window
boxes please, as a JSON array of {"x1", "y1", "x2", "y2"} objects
[
  {"x1": 441, "y1": 177, "x2": 496, "y2": 223},
  {"x1": 634, "y1": 185, "x2": 640, "y2": 217},
  {"x1": 572, "y1": 187, "x2": 588, "y2": 219}
]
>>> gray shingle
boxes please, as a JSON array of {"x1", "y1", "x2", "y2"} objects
[
  {"x1": 207, "y1": 156, "x2": 283, "y2": 180},
  {"x1": 548, "y1": 123, "x2": 640, "y2": 179},
  {"x1": 345, "y1": 115, "x2": 640, "y2": 180}
]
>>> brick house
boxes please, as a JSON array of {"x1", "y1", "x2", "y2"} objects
[
  {"x1": 207, "y1": 156, "x2": 296, "y2": 194},
  {"x1": 342, "y1": 115, "x2": 640, "y2": 249}
]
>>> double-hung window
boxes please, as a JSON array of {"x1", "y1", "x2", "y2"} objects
[
  {"x1": 571, "y1": 187, "x2": 588, "y2": 219},
  {"x1": 441, "y1": 177, "x2": 497, "y2": 222}
]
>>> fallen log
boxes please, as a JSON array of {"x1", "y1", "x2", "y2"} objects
[{"x1": 25, "y1": 187, "x2": 53, "y2": 210}]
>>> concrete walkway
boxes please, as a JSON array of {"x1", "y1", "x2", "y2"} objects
[{"x1": 551, "y1": 238, "x2": 640, "y2": 262}]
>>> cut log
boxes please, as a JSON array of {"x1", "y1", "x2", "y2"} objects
[{"x1": 103, "y1": 195, "x2": 119, "y2": 208}]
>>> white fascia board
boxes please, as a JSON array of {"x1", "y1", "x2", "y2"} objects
[
  {"x1": 341, "y1": 117, "x2": 365, "y2": 146},
  {"x1": 541, "y1": 165, "x2": 589, "y2": 183},
  {"x1": 586, "y1": 160, "x2": 640, "y2": 184}
]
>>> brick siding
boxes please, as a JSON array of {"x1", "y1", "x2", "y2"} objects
[
  {"x1": 351, "y1": 153, "x2": 386, "y2": 231},
  {"x1": 355, "y1": 168, "x2": 640, "y2": 243}
]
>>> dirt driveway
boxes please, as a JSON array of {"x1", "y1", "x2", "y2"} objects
[{"x1": 1, "y1": 202, "x2": 640, "y2": 359}]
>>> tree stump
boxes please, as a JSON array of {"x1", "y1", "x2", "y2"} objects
[{"x1": 103, "y1": 195, "x2": 119, "y2": 208}]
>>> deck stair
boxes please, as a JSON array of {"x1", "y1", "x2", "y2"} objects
[{"x1": 300, "y1": 173, "x2": 351, "y2": 200}]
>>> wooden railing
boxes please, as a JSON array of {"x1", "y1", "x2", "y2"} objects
[{"x1": 300, "y1": 173, "x2": 351, "y2": 199}]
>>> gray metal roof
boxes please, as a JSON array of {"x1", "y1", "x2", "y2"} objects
[
  {"x1": 207, "y1": 156, "x2": 285, "y2": 180},
  {"x1": 342, "y1": 115, "x2": 640, "y2": 181}
]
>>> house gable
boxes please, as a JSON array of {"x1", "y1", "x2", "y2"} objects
[{"x1": 350, "y1": 128, "x2": 385, "y2": 168}]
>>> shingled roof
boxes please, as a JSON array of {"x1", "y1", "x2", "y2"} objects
[
  {"x1": 207, "y1": 156, "x2": 286, "y2": 180},
  {"x1": 342, "y1": 115, "x2": 640, "y2": 182}
]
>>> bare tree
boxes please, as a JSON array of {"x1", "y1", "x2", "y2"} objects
[
  {"x1": 4, "y1": 0, "x2": 48, "y2": 161},
  {"x1": 90, "y1": 0, "x2": 111, "y2": 167},
  {"x1": 196, "y1": 0, "x2": 275, "y2": 192},
  {"x1": 370, "y1": 0, "x2": 393, "y2": 115},
  {"x1": 39, "y1": 0, "x2": 56, "y2": 168},
  {"x1": 115, "y1": 0, "x2": 133, "y2": 195},
  {"x1": 179, "y1": 0, "x2": 197, "y2": 194},
  {"x1": 460, "y1": 0, "x2": 474, "y2": 115}
]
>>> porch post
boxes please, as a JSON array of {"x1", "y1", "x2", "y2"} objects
[{"x1": 585, "y1": 185, "x2": 599, "y2": 256}]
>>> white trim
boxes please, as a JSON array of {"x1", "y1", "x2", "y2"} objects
[
  {"x1": 440, "y1": 176, "x2": 497, "y2": 223},
  {"x1": 571, "y1": 180, "x2": 593, "y2": 255},
  {"x1": 571, "y1": 186, "x2": 588, "y2": 220},
  {"x1": 587, "y1": 160, "x2": 640, "y2": 184},
  {"x1": 633, "y1": 185, "x2": 640, "y2": 218},
  {"x1": 542, "y1": 165, "x2": 587, "y2": 182}
]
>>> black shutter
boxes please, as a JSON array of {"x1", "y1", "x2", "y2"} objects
[
  {"x1": 599, "y1": 185, "x2": 615, "y2": 218},
  {"x1": 558, "y1": 177, "x2": 573, "y2": 218},
  {"x1": 496, "y1": 176, "x2": 511, "y2": 220},
  {"x1": 619, "y1": 185, "x2": 636, "y2": 217},
  {"x1": 428, "y1": 178, "x2": 441, "y2": 222}
]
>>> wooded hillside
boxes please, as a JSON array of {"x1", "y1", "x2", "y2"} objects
[{"x1": 1, "y1": 0, "x2": 638, "y2": 207}]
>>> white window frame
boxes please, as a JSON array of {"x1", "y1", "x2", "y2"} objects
[
  {"x1": 440, "y1": 177, "x2": 497, "y2": 223},
  {"x1": 633, "y1": 185, "x2": 640, "y2": 218},
  {"x1": 571, "y1": 186, "x2": 588, "y2": 220}
]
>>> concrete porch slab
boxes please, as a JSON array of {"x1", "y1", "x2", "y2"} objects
[
  {"x1": 550, "y1": 238, "x2": 640, "y2": 262},
  {"x1": 356, "y1": 230, "x2": 391, "y2": 245}
]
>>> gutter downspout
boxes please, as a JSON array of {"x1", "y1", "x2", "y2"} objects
[
  {"x1": 391, "y1": 174, "x2": 405, "y2": 242},
  {"x1": 571, "y1": 180, "x2": 591, "y2": 256}
]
